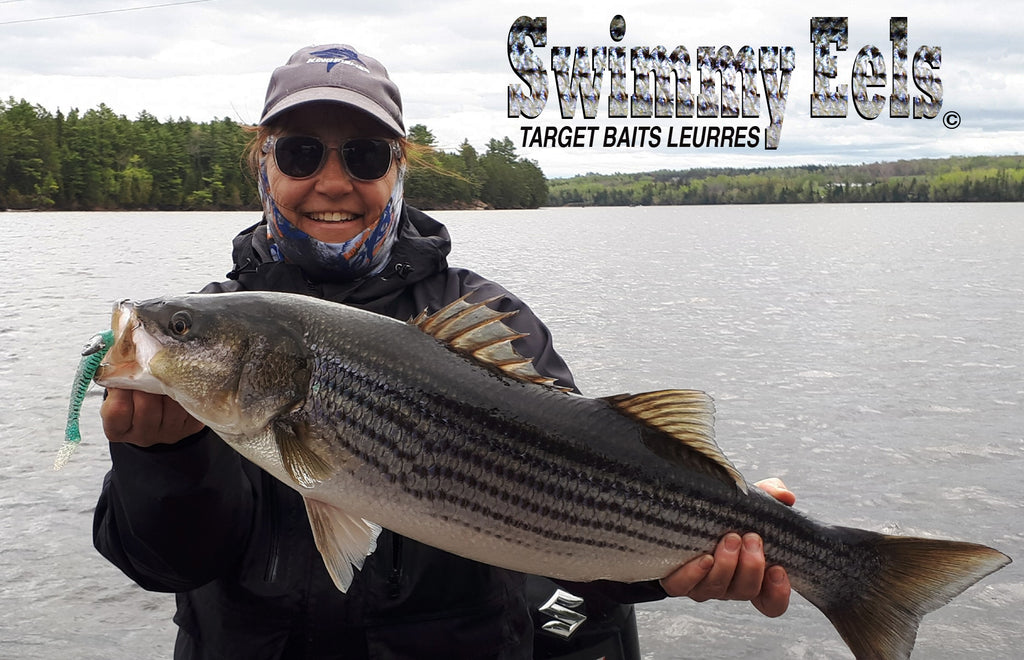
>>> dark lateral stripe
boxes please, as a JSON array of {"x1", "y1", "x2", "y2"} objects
[
  {"x1": 310, "y1": 359, "x2": 856, "y2": 576},
  {"x1": 333, "y1": 408, "x2": 711, "y2": 552}
]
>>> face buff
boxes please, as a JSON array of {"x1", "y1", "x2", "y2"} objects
[{"x1": 258, "y1": 156, "x2": 404, "y2": 282}]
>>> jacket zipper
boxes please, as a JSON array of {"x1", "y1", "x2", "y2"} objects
[
  {"x1": 387, "y1": 534, "x2": 404, "y2": 599},
  {"x1": 263, "y1": 471, "x2": 281, "y2": 583}
]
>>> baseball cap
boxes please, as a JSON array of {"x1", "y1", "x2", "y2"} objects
[{"x1": 260, "y1": 44, "x2": 405, "y2": 136}]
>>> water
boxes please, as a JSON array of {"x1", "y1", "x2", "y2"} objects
[{"x1": 1, "y1": 205, "x2": 1021, "y2": 659}]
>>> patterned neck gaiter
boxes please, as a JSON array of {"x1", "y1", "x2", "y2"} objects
[{"x1": 257, "y1": 157, "x2": 404, "y2": 283}]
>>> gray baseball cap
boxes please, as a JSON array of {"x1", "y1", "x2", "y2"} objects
[{"x1": 260, "y1": 44, "x2": 405, "y2": 136}]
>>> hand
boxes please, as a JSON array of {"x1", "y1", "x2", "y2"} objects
[
  {"x1": 101, "y1": 388, "x2": 204, "y2": 447},
  {"x1": 659, "y1": 478, "x2": 796, "y2": 618}
]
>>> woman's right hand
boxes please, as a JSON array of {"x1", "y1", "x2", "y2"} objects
[{"x1": 101, "y1": 388, "x2": 205, "y2": 447}]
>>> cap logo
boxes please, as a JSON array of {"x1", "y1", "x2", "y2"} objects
[{"x1": 306, "y1": 47, "x2": 369, "y2": 73}]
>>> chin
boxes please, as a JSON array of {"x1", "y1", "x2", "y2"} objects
[{"x1": 299, "y1": 220, "x2": 369, "y2": 244}]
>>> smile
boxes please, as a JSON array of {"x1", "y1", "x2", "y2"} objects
[{"x1": 308, "y1": 211, "x2": 358, "y2": 222}]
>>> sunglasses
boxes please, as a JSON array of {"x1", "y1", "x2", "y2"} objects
[{"x1": 269, "y1": 135, "x2": 400, "y2": 181}]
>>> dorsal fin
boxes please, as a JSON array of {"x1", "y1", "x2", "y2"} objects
[
  {"x1": 411, "y1": 294, "x2": 568, "y2": 390},
  {"x1": 601, "y1": 390, "x2": 748, "y2": 494}
]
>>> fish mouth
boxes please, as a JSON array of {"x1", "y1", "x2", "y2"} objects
[{"x1": 93, "y1": 299, "x2": 166, "y2": 394}]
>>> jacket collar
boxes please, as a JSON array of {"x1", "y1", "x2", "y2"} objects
[{"x1": 226, "y1": 205, "x2": 451, "y2": 305}]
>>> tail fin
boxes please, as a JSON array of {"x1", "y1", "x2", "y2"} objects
[{"x1": 819, "y1": 531, "x2": 1010, "y2": 659}]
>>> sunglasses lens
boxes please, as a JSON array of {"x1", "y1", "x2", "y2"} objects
[
  {"x1": 274, "y1": 137, "x2": 394, "y2": 180},
  {"x1": 275, "y1": 136, "x2": 325, "y2": 178},
  {"x1": 342, "y1": 139, "x2": 393, "y2": 180}
]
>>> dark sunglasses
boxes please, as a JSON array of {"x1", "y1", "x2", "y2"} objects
[{"x1": 270, "y1": 135, "x2": 400, "y2": 181}]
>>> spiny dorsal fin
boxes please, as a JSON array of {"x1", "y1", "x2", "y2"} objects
[
  {"x1": 602, "y1": 390, "x2": 748, "y2": 494},
  {"x1": 411, "y1": 294, "x2": 568, "y2": 390},
  {"x1": 274, "y1": 420, "x2": 333, "y2": 489}
]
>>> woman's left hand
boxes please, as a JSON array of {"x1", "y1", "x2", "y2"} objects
[{"x1": 659, "y1": 478, "x2": 795, "y2": 618}]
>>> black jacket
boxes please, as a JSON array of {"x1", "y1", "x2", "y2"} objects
[{"x1": 93, "y1": 207, "x2": 665, "y2": 659}]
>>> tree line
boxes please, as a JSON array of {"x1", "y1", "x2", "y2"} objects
[
  {"x1": 404, "y1": 126, "x2": 547, "y2": 210},
  {"x1": 0, "y1": 98, "x2": 548, "y2": 211},
  {"x1": 547, "y1": 156, "x2": 1024, "y2": 206},
  {"x1": 6, "y1": 97, "x2": 1021, "y2": 212}
]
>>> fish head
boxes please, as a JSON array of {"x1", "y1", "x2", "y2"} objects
[{"x1": 94, "y1": 294, "x2": 311, "y2": 436}]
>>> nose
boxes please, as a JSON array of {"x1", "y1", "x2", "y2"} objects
[{"x1": 313, "y1": 147, "x2": 355, "y2": 194}]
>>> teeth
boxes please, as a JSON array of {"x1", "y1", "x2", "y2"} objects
[{"x1": 309, "y1": 212, "x2": 355, "y2": 222}]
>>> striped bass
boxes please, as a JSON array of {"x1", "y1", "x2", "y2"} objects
[{"x1": 92, "y1": 290, "x2": 1010, "y2": 660}]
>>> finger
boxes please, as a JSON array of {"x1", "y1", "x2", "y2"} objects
[
  {"x1": 100, "y1": 388, "x2": 135, "y2": 439},
  {"x1": 128, "y1": 390, "x2": 168, "y2": 437},
  {"x1": 102, "y1": 390, "x2": 200, "y2": 447},
  {"x1": 163, "y1": 397, "x2": 205, "y2": 437},
  {"x1": 136, "y1": 393, "x2": 204, "y2": 444},
  {"x1": 725, "y1": 533, "x2": 768, "y2": 601},
  {"x1": 686, "y1": 533, "x2": 743, "y2": 602},
  {"x1": 752, "y1": 565, "x2": 791, "y2": 618},
  {"x1": 754, "y1": 478, "x2": 796, "y2": 507},
  {"x1": 659, "y1": 553, "x2": 715, "y2": 597}
]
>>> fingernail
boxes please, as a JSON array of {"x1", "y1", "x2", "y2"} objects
[
  {"x1": 768, "y1": 565, "x2": 786, "y2": 585},
  {"x1": 699, "y1": 554, "x2": 714, "y2": 570},
  {"x1": 723, "y1": 534, "x2": 742, "y2": 553},
  {"x1": 743, "y1": 534, "x2": 763, "y2": 554}
]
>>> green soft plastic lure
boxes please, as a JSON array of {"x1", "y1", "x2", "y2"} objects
[{"x1": 55, "y1": 329, "x2": 114, "y2": 470}]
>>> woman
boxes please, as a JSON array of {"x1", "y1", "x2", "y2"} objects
[{"x1": 93, "y1": 44, "x2": 795, "y2": 659}]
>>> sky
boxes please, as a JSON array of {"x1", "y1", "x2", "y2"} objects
[{"x1": 1, "y1": 0, "x2": 1022, "y2": 178}]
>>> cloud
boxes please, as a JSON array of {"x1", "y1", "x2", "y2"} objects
[{"x1": 0, "y1": 0, "x2": 1018, "y2": 177}]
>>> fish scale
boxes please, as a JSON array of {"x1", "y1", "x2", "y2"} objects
[
  {"x1": 305, "y1": 331, "x2": 863, "y2": 583},
  {"x1": 310, "y1": 359, "x2": 674, "y2": 559},
  {"x1": 90, "y1": 290, "x2": 1011, "y2": 660}
]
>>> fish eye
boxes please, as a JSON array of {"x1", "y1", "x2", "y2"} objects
[{"x1": 169, "y1": 311, "x2": 192, "y2": 337}]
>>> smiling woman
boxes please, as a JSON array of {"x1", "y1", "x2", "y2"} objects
[
  {"x1": 257, "y1": 105, "x2": 406, "y2": 280},
  {"x1": 239, "y1": 46, "x2": 411, "y2": 282}
]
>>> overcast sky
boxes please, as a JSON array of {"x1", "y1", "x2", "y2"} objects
[{"x1": 1, "y1": 0, "x2": 1021, "y2": 177}]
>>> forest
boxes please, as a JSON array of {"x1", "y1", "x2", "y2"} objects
[
  {"x1": 547, "y1": 156, "x2": 1024, "y2": 206},
  {"x1": 3, "y1": 98, "x2": 1023, "y2": 212},
  {"x1": 0, "y1": 98, "x2": 547, "y2": 211}
]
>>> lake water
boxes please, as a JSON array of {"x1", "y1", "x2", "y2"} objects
[{"x1": 0, "y1": 204, "x2": 1021, "y2": 659}]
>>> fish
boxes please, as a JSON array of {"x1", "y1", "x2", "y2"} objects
[{"x1": 91, "y1": 290, "x2": 1010, "y2": 660}]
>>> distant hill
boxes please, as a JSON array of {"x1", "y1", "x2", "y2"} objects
[{"x1": 547, "y1": 155, "x2": 1024, "y2": 206}]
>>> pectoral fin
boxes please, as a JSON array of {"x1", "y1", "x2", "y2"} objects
[
  {"x1": 274, "y1": 420, "x2": 333, "y2": 489},
  {"x1": 304, "y1": 498, "x2": 382, "y2": 592}
]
